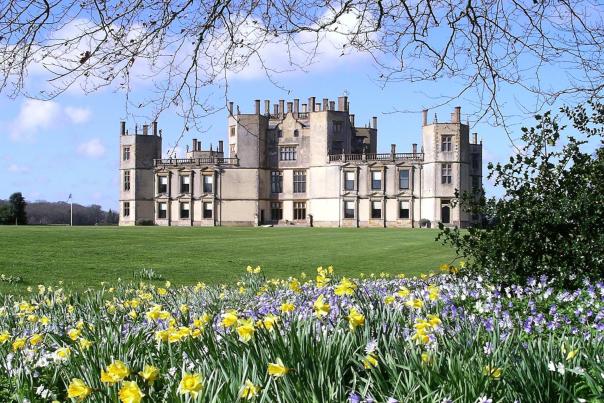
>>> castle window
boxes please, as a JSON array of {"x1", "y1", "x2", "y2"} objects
[
  {"x1": 344, "y1": 171, "x2": 355, "y2": 191},
  {"x1": 230, "y1": 144, "x2": 236, "y2": 157},
  {"x1": 158, "y1": 176, "x2": 168, "y2": 194},
  {"x1": 371, "y1": 171, "x2": 382, "y2": 190},
  {"x1": 123, "y1": 202, "x2": 130, "y2": 217},
  {"x1": 230, "y1": 126, "x2": 235, "y2": 137},
  {"x1": 399, "y1": 169, "x2": 410, "y2": 190},
  {"x1": 123, "y1": 147, "x2": 130, "y2": 161},
  {"x1": 441, "y1": 164, "x2": 452, "y2": 184},
  {"x1": 279, "y1": 146, "x2": 296, "y2": 161},
  {"x1": 441, "y1": 135, "x2": 453, "y2": 152},
  {"x1": 277, "y1": 129, "x2": 283, "y2": 138},
  {"x1": 203, "y1": 202, "x2": 213, "y2": 219},
  {"x1": 180, "y1": 202, "x2": 190, "y2": 219},
  {"x1": 180, "y1": 175, "x2": 190, "y2": 193},
  {"x1": 399, "y1": 200, "x2": 410, "y2": 219},
  {"x1": 371, "y1": 201, "x2": 382, "y2": 219},
  {"x1": 158, "y1": 202, "x2": 167, "y2": 219},
  {"x1": 472, "y1": 153, "x2": 480, "y2": 169},
  {"x1": 333, "y1": 121, "x2": 343, "y2": 134},
  {"x1": 203, "y1": 175, "x2": 213, "y2": 193},
  {"x1": 293, "y1": 170, "x2": 306, "y2": 193},
  {"x1": 123, "y1": 170, "x2": 131, "y2": 191},
  {"x1": 293, "y1": 202, "x2": 306, "y2": 220},
  {"x1": 271, "y1": 171, "x2": 283, "y2": 193},
  {"x1": 344, "y1": 201, "x2": 355, "y2": 219},
  {"x1": 294, "y1": 129, "x2": 299, "y2": 137},
  {"x1": 271, "y1": 202, "x2": 283, "y2": 221}
]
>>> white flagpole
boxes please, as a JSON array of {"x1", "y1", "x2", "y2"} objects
[{"x1": 68, "y1": 194, "x2": 73, "y2": 226}]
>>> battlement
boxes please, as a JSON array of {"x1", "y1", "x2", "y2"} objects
[{"x1": 119, "y1": 121, "x2": 162, "y2": 137}]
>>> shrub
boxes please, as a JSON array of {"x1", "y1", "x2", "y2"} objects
[
  {"x1": 136, "y1": 219, "x2": 155, "y2": 226},
  {"x1": 438, "y1": 102, "x2": 604, "y2": 287}
]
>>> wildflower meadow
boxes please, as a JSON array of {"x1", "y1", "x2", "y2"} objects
[{"x1": 1, "y1": 265, "x2": 603, "y2": 402}]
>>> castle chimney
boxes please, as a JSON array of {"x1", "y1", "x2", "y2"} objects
[
  {"x1": 279, "y1": 100, "x2": 285, "y2": 118},
  {"x1": 422, "y1": 109, "x2": 428, "y2": 126},
  {"x1": 302, "y1": 103, "x2": 307, "y2": 113},
  {"x1": 192, "y1": 138, "x2": 197, "y2": 151},
  {"x1": 287, "y1": 101, "x2": 293, "y2": 114},
  {"x1": 338, "y1": 96, "x2": 348, "y2": 112},
  {"x1": 293, "y1": 99, "x2": 299, "y2": 117},
  {"x1": 228, "y1": 102, "x2": 234, "y2": 115},
  {"x1": 412, "y1": 143, "x2": 418, "y2": 154},
  {"x1": 454, "y1": 106, "x2": 461, "y2": 123},
  {"x1": 143, "y1": 124, "x2": 148, "y2": 135},
  {"x1": 218, "y1": 140, "x2": 224, "y2": 153},
  {"x1": 322, "y1": 98, "x2": 328, "y2": 111},
  {"x1": 350, "y1": 114, "x2": 355, "y2": 126},
  {"x1": 372, "y1": 116, "x2": 377, "y2": 130},
  {"x1": 152, "y1": 121, "x2": 158, "y2": 136},
  {"x1": 273, "y1": 104, "x2": 279, "y2": 116},
  {"x1": 473, "y1": 132, "x2": 478, "y2": 144},
  {"x1": 346, "y1": 101, "x2": 350, "y2": 112},
  {"x1": 265, "y1": 100, "x2": 270, "y2": 115},
  {"x1": 391, "y1": 144, "x2": 396, "y2": 154},
  {"x1": 120, "y1": 121, "x2": 126, "y2": 136},
  {"x1": 329, "y1": 101, "x2": 335, "y2": 111},
  {"x1": 309, "y1": 97, "x2": 316, "y2": 112},
  {"x1": 254, "y1": 99, "x2": 260, "y2": 115}
]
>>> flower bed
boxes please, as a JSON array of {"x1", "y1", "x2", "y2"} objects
[{"x1": 1, "y1": 266, "x2": 603, "y2": 402}]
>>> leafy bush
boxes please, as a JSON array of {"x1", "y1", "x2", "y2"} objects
[{"x1": 438, "y1": 102, "x2": 604, "y2": 287}]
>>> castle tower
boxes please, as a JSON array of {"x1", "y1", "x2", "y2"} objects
[
  {"x1": 420, "y1": 106, "x2": 477, "y2": 227},
  {"x1": 119, "y1": 121, "x2": 162, "y2": 225}
]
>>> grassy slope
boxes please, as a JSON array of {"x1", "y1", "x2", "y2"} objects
[{"x1": 0, "y1": 226, "x2": 455, "y2": 294}]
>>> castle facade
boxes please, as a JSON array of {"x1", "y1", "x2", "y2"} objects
[{"x1": 119, "y1": 97, "x2": 482, "y2": 228}]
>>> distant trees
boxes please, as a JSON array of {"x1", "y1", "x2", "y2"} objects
[
  {"x1": 0, "y1": 192, "x2": 27, "y2": 224},
  {"x1": 0, "y1": 196, "x2": 118, "y2": 225}
]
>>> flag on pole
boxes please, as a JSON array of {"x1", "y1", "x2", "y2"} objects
[{"x1": 67, "y1": 194, "x2": 72, "y2": 201}]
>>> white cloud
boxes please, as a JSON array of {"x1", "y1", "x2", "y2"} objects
[
  {"x1": 65, "y1": 106, "x2": 91, "y2": 124},
  {"x1": 77, "y1": 138, "x2": 106, "y2": 158},
  {"x1": 10, "y1": 99, "x2": 61, "y2": 141},
  {"x1": 7, "y1": 163, "x2": 30, "y2": 173}
]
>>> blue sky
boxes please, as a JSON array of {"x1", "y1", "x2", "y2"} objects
[{"x1": 0, "y1": 36, "x2": 564, "y2": 210}]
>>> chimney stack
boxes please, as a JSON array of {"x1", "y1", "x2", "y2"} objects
[
  {"x1": 287, "y1": 101, "x2": 293, "y2": 114},
  {"x1": 254, "y1": 99, "x2": 260, "y2": 115},
  {"x1": 293, "y1": 99, "x2": 299, "y2": 117},
  {"x1": 309, "y1": 97, "x2": 316, "y2": 112},
  {"x1": 412, "y1": 143, "x2": 418, "y2": 154},
  {"x1": 329, "y1": 101, "x2": 335, "y2": 111},
  {"x1": 372, "y1": 116, "x2": 377, "y2": 130},
  {"x1": 120, "y1": 121, "x2": 126, "y2": 136},
  {"x1": 322, "y1": 98, "x2": 328, "y2": 111},
  {"x1": 192, "y1": 138, "x2": 197, "y2": 150},
  {"x1": 338, "y1": 96, "x2": 348, "y2": 112},
  {"x1": 228, "y1": 102, "x2": 234, "y2": 115},
  {"x1": 454, "y1": 106, "x2": 461, "y2": 123},
  {"x1": 152, "y1": 121, "x2": 158, "y2": 136},
  {"x1": 274, "y1": 104, "x2": 279, "y2": 116},
  {"x1": 302, "y1": 103, "x2": 307, "y2": 113},
  {"x1": 143, "y1": 124, "x2": 148, "y2": 135},
  {"x1": 279, "y1": 100, "x2": 285, "y2": 118},
  {"x1": 391, "y1": 144, "x2": 396, "y2": 154},
  {"x1": 218, "y1": 140, "x2": 224, "y2": 153},
  {"x1": 350, "y1": 114, "x2": 355, "y2": 126},
  {"x1": 473, "y1": 132, "x2": 478, "y2": 144},
  {"x1": 422, "y1": 109, "x2": 428, "y2": 126},
  {"x1": 265, "y1": 100, "x2": 270, "y2": 115}
]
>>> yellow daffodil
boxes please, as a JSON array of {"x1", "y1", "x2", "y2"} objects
[
  {"x1": 239, "y1": 379, "x2": 260, "y2": 399},
  {"x1": 427, "y1": 314, "x2": 442, "y2": 328},
  {"x1": 363, "y1": 353, "x2": 378, "y2": 369},
  {"x1": 139, "y1": 365, "x2": 160, "y2": 383},
  {"x1": 268, "y1": 358, "x2": 289, "y2": 377},
  {"x1": 405, "y1": 298, "x2": 423, "y2": 309},
  {"x1": 347, "y1": 307, "x2": 365, "y2": 331},
  {"x1": 236, "y1": 319, "x2": 255, "y2": 343},
  {"x1": 566, "y1": 349, "x2": 579, "y2": 361},
  {"x1": 397, "y1": 287, "x2": 410, "y2": 298},
  {"x1": 0, "y1": 331, "x2": 10, "y2": 344},
  {"x1": 334, "y1": 277, "x2": 357, "y2": 296},
  {"x1": 67, "y1": 328, "x2": 81, "y2": 341},
  {"x1": 78, "y1": 338, "x2": 92, "y2": 350},
  {"x1": 118, "y1": 381, "x2": 144, "y2": 403},
  {"x1": 55, "y1": 346, "x2": 71, "y2": 360},
  {"x1": 29, "y1": 333, "x2": 43, "y2": 346},
  {"x1": 384, "y1": 295, "x2": 395, "y2": 304},
  {"x1": 313, "y1": 295, "x2": 330, "y2": 318},
  {"x1": 102, "y1": 360, "x2": 130, "y2": 384},
  {"x1": 421, "y1": 352, "x2": 432, "y2": 365},
  {"x1": 222, "y1": 310, "x2": 239, "y2": 328},
  {"x1": 262, "y1": 314, "x2": 278, "y2": 331},
  {"x1": 280, "y1": 302, "x2": 295, "y2": 313},
  {"x1": 289, "y1": 278, "x2": 301, "y2": 293},
  {"x1": 193, "y1": 313, "x2": 212, "y2": 329},
  {"x1": 178, "y1": 373, "x2": 204, "y2": 397},
  {"x1": 427, "y1": 285, "x2": 439, "y2": 301},
  {"x1": 483, "y1": 365, "x2": 502, "y2": 380},
  {"x1": 12, "y1": 337, "x2": 26, "y2": 351},
  {"x1": 67, "y1": 378, "x2": 92, "y2": 401}
]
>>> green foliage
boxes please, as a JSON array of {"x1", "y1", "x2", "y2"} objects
[
  {"x1": 438, "y1": 102, "x2": 604, "y2": 287},
  {"x1": 8, "y1": 192, "x2": 27, "y2": 225}
]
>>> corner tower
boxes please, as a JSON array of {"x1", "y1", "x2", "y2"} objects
[{"x1": 119, "y1": 121, "x2": 162, "y2": 225}]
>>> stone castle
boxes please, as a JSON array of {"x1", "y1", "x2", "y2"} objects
[{"x1": 119, "y1": 96, "x2": 483, "y2": 227}]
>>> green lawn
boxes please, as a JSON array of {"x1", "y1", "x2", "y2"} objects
[{"x1": 0, "y1": 226, "x2": 455, "y2": 295}]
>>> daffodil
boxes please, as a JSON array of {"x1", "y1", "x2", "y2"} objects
[
  {"x1": 138, "y1": 365, "x2": 160, "y2": 383},
  {"x1": 178, "y1": 373, "x2": 204, "y2": 397},
  {"x1": 334, "y1": 277, "x2": 357, "y2": 296},
  {"x1": 289, "y1": 278, "x2": 301, "y2": 293},
  {"x1": 101, "y1": 360, "x2": 130, "y2": 384},
  {"x1": 67, "y1": 378, "x2": 92, "y2": 401},
  {"x1": 118, "y1": 381, "x2": 144, "y2": 403},
  {"x1": 384, "y1": 295, "x2": 395, "y2": 304},
  {"x1": 12, "y1": 337, "x2": 26, "y2": 351},
  {"x1": 483, "y1": 365, "x2": 502, "y2": 380},
  {"x1": 347, "y1": 307, "x2": 365, "y2": 331},
  {"x1": 239, "y1": 379, "x2": 260, "y2": 399},
  {"x1": 566, "y1": 349, "x2": 579, "y2": 361},
  {"x1": 313, "y1": 295, "x2": 330, "y2": 318},
  {"x1": 55, "y1": 346, "x2": 71, "y2": 360},
  {"x1": 78, "y1": 338, "x2": 92, "y2": 350},
  {"x1": 262, "y1": 314, "x2": 278, "y2": 331},
  {"x1": 29, "y1": 333, "x2": 43, "y2": 346},
  {"x1": 280, "y1": 302, "x2": 295, "y2": 313},
  {"x1": 268, "y1": 358, "x2": 289, "y2": 377},
  {"x1": 421, "y1": 352, "x2": 432, "y2": 365},
  {"x1": 67, "y1": 328, "x2": 81, "y2": 341},
  {"x1": 0, "y1": 331, "x2": 10, "y2": 344},
  {"x1": 236, "y1": 318, "x2": 255, "y2": 342},
  {"x1": 363, "y1": 353, "x2": 378, "y2": 369},
  {"x1": 222, "y1": 310, "x2": 239, "y2": 328}
]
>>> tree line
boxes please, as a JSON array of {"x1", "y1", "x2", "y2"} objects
[{"x1": 0, "y1": 192, "x2": 118, "y2": 225}]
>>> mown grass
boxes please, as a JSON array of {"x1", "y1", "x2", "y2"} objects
[{"x1": 0, "y1": 226, "x2": 455, "y2": 295}]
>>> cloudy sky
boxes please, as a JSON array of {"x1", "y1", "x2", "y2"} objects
[{"x1": 0, "y1": 18, "x2": 569, "y2": 210}]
